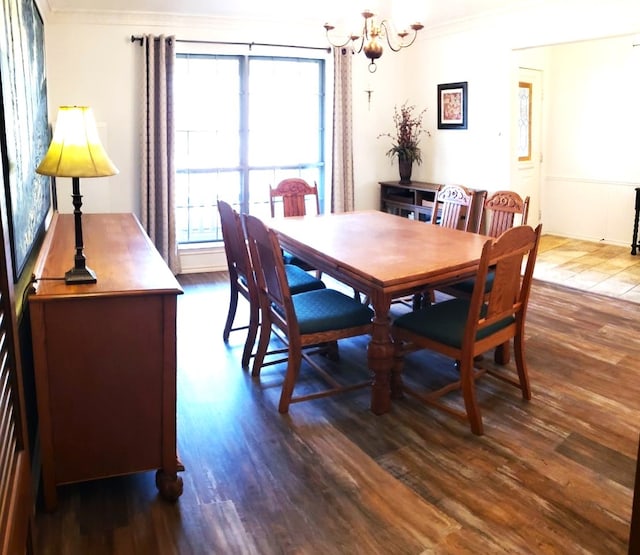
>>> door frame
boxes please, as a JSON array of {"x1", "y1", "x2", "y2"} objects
[{"x1": 511, "y1": 66, "x2": 543, "y2": 227}]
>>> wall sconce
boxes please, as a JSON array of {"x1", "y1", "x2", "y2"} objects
[{"x1": 36, "y1": 106, "x2": 119, "y2": 284}]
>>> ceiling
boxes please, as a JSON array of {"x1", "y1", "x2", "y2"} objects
[{"x1": 42, "y1": 0, "x2": 543, "y2": 27}]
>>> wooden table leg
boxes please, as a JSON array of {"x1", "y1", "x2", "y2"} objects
[{"x1": 367, "y1": 293, "x2": 393, "y2": 415}]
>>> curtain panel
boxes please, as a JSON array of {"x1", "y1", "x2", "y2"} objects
[
  {"x1": 331, "y1": 47, "x2": 354, "y2": 213},
  {"x1": 140, "y1": 34, "x2": 180, "y2": 274}
]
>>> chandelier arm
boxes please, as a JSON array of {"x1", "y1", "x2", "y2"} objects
[
  {"x1": 325, "y1": 17, "x2": 370, "y2": 52},
  {"x1": 379, "y1": 20, "x2": 419, "y2": 52},
  {"x1": 398, "y1": 30, "x2": 420, "y2": 49},
  {"x1": 324, "y1": 27, "x2": 356, "y2": 49},
  {"x1": 352, "y1": 16, "x2": 370, "y2": 54},
  {"x1": 354, "y1": 33, "x2": 366, "y2": 54}
]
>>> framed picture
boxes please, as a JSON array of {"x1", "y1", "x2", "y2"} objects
[
  {"x1": 437, "y1": 82, "x2": 468, "y2": 130},
  {"x1": 0, "y1": 0, "x2": 52, "y2": 281}
]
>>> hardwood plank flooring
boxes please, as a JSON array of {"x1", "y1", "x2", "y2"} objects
[{"x1": 32, "y1": 271, "x2": 640, "y2": 554}]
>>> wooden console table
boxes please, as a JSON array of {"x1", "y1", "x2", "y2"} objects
[
  {"x1": 380, "y1": 180, "x2": 441, "y2": 222},
  {"x1": 380, "y1": 180, "x2": 486, "y2": 232},
  {"x1": 29, "y1": 212, "x2": 184, "y2": 511}
]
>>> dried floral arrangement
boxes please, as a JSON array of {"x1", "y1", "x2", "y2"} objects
[{"x1": 378, "y1": 102, "x2": 427, "y2": 164}]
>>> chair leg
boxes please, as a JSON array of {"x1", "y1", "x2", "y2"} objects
[
  {"x1": 494, "y1": 340, "x2": 511, "y2": 364},
  {"x1": 459, "y1": 354, "x2": 484, "y2": 435},
  {"x1": 412, "y1": 293, "x2": 423, "y2": 311},
  {"x1": 251, "y1": 313, "x2": 272, "y2": 377},
  {"x1": 241, "y1": 301, "x2": 260, "y2": 368},
  {"x1": 427, "y1": 289, "x2": 435, "y2": 305},
  {"x1": 323, "y1": 340, "x2": 340, "y2": 361},
  {"x1": 412, "y1": 290, "x2": 435, "y2": 310},
  {"x1": 513, "y1": 331, "x2": 532, "y2": 400},
  {"x1": 278, "y1": 348, "x2": 303, "y2": 413},
  {"x1": 223, "y1": 284, "x2": 239, "y2": 342}
]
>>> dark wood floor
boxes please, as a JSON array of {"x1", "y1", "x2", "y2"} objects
[{"x1": 32, "y1": 272, "x2": 639, "y2": 554}]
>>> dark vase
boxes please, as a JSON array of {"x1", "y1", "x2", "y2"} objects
[{"x1": 398, "y1": 157, "x2": 412, "y2": 184}]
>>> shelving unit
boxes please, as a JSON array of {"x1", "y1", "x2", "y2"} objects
[
  {"x1": 380, "y1": 180, "x2": 487, "y2": 232},
  {"x1": 379, "y1": 181, "x2": 441, "y2": 222}
]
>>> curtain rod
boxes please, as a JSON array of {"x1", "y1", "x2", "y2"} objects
[{"x1": 130, "y1": 35, "x2": 330, "y2": 53}]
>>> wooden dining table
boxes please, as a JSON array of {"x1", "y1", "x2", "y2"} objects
[{"x1": 268, "y1": 210, "x2": 491, "y2": 415}]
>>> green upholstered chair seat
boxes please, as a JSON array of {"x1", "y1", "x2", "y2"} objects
[
  {"x1": 284, "y1": 264, "x2": 325, "y2": 295},
  {"x1": 287, "y1": 289, "x2": 373, "y2": 334},
  {"x1": 448, "y1": 268, "x2": 495, "y2": 295},
  {"x1": 393, "y1": 298, "x2": 514, "y2": 348},
  {"x1": 283, "y1": 251, "x2": 315, "y2": 272},
  {"x1": 240, "y1": 264, "x2": 323, "y2": 295}
]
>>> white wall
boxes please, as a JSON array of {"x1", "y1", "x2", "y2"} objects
[
  {"x1": 399, "y1": 23, "x2": 514, "y2": 191},
  {"x1": 42, "y1": 21, "x2": 142, "y2": 215},
  {"x1": 541, "y1": 36, "x2": 640, "y2": 243},
  {"x1": 39, "y1": 0, "x2": 640, "y2": 272},
  {"x1": 395, "y1": 0, "x2": 640, "y2": 246},
  {"x1": 40, "y1": 12, "x2": 331, "y2": 216}
]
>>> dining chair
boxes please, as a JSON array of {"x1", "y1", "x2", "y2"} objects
[
  {"x1": 439, "y1": 190, "x2": 530, "y2": 299},
  {"x1": 269, "y1": 178, "x2": 320, "y2": 218},
  {"x1": 269, "y1": 178, "x2": 364, "y2": 301},
  {"x1": 408, "y1": 185, "x2": 486, "y2": 310},
  {"x1": 484, "y1": 190, "x2": 530, "y2": 237},
  {"x1": 243, "y1": 213, "x2": 374, "y2": 413},
  {"x1": 391, "y1": 223, "x2": 542, "y2": 435},
  {"x1": 269, "y1": 178, "x2": 320, "y2": 273},
  {"x1": 218, "y1": 200, "x2": 325, "y2": 368},
  {"x1": 431, "y1": 184, "x2": 485, "y2": 233}
]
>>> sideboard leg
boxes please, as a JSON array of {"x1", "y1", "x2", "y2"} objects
[{"x1": 155, "y1": 469, "x2": 184, "y2": 502}]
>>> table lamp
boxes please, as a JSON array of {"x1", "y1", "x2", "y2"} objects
[{"x1": 36, "y1": 106, "x2": 119, "y2": 284}]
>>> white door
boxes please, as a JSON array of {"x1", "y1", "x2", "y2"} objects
[{"x1": 515, "y1": 67, "x2": 543, "y2": 226}]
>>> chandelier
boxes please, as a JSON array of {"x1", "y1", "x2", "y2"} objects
[{"x1": 324, "y1": 10, "x2": 424, "y2": 73}]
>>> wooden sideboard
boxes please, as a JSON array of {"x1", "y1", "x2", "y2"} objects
[
  {"x1": 380, "y1": 180, "x2": 487, "y2": 232},
  {"x1": 380, "y1": 180, "x2": 441, "y2": 222},
  {"x1": 29, "y1": 212, "x2": 184, "y2": 511}
]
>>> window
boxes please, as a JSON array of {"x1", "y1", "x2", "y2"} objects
[
  {"x1": 517, "y1": 81, "x2": 532, "y2": 161},
  {"x1": 174, "y1": 53, "x2": 327, "y2": 244}
]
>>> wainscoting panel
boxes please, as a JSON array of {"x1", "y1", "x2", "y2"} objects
[{"x1": 542, "y1": 176, "x2": 638, "y2": 245}]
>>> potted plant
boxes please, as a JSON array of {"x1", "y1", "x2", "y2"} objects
[{"x1": 379, "y1": 102, "x2": 427, "y2": 184}]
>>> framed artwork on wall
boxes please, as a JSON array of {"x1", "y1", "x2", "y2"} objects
[
  {"x1": 437, "y1": 82, "x2": 468, "y2": 130},
  {"x1": 0, "y1": 0, "x2": 52, "y2": 281}
]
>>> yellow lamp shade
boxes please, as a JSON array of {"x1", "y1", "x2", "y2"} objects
[{"x1": 36, "y1": 106, "x2": 119, "y2": 178}]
